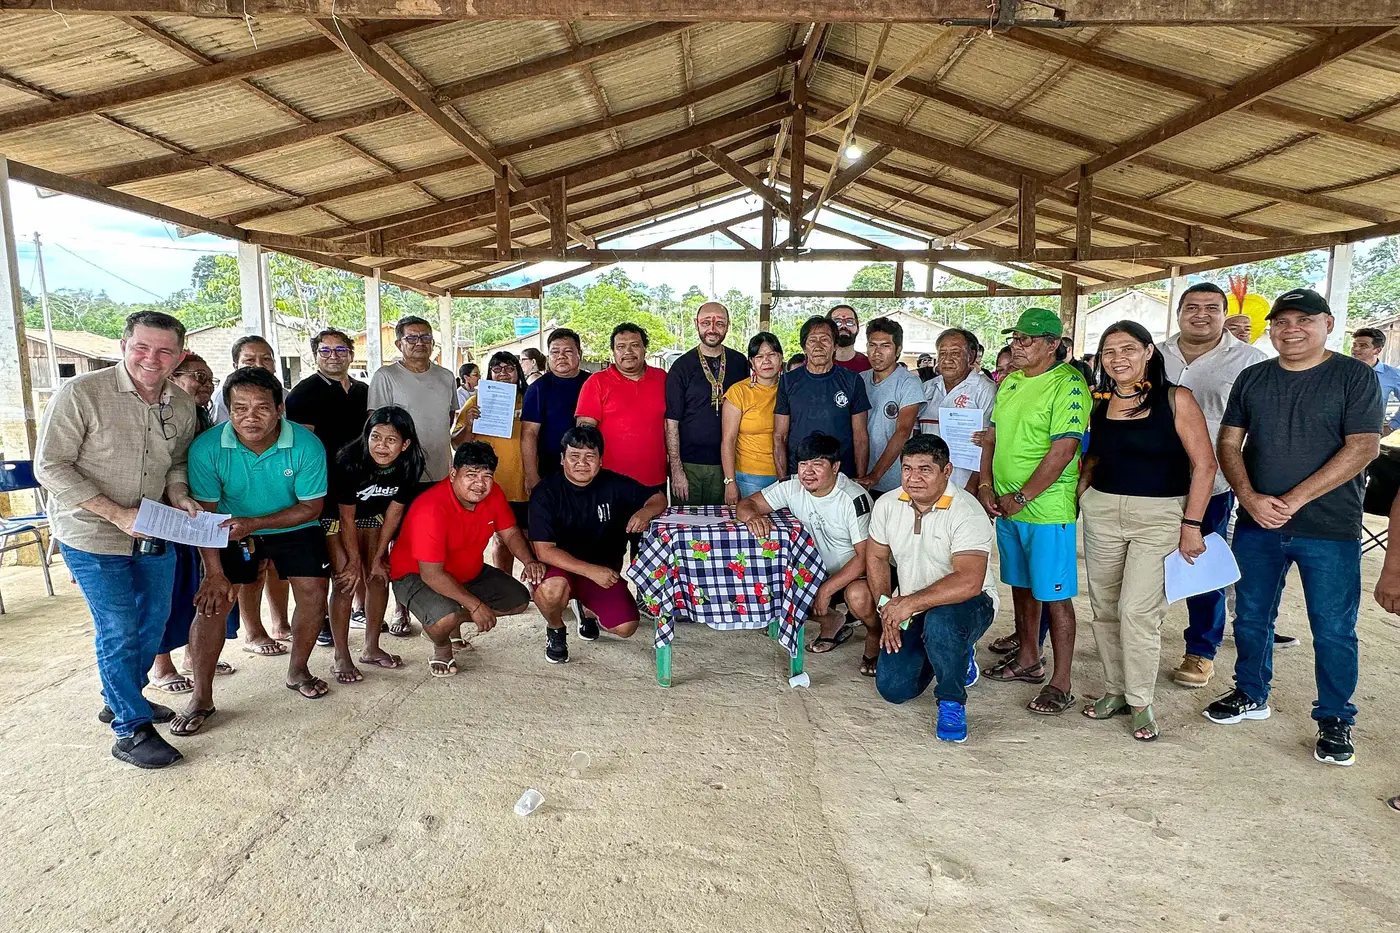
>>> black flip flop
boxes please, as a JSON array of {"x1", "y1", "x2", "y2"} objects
[
  {"x1": 285, "y1": 677, "x2": 330, "y2": 699},
  {"x1": 807, "y1": 621, "x2": 855, "y2": 653},
  {"x1": 169, "y1": 706, "x2": 216, "y2": 736},
  {"x1": 1387, "y1": 796, "x2": 1400, "y2": 813}
]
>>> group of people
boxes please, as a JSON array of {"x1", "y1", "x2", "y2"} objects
[{"x1": 32, "y1": 284, "x2": 1394, "y2": 772}]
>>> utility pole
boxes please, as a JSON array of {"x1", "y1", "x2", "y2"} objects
[{"x1": 34, "y1": 233, "x2": 58, "y2": 389}]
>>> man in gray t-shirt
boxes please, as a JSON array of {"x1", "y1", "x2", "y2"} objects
[
  {"x1": 367, "y1": 317, "x2": 458, "y2": 482},
  {"x1": 1209, "y1": 288, "x2": 1380, "y2": 769},
  {"x1": 858, "y1": 318, "x2": 925, "y2": 494}
]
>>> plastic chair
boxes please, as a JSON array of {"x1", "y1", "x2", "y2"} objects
[
  {"x1": 1362, "y1": 453, "x2": 1400, "y2": 555},
  {"x1": 0, "y1": 460, "x2": 54, "y2": 614}
]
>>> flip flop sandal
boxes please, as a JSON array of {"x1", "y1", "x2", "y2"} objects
[
  {"x1": 387, "y1": 614, "x2": 412, "y2": 637},
  {"x1": 807, "y1": 621, "x2": 855, "y2": 654},
  {"x1": 179, "y1": 661, "x2": 237, "y2": 677},
  {"x1": 1131, "y1": 706, "x2": 1160, "y2": 742},
  {"x1": 988, "y1": 633, "x2": 1020, "y2": 655},
  {"x1": 241, "y1": 641, "x2": 288, "y2": 657},
  {"x1": 1388, "y1": 796, "x2": 1400, "y2": 812},
  {"x1": 983, "y1": 655, "x2": 1047, "y2": 684},
  {"x1": 1028, "y1": 685, "x2": 1076, "y2": 715},
  {"x1": 1082, "y1": 694, "x2": 1129, "y2": 720},
  {"x1": 285, "y1": 677, "x2": 330, "y2": 699},
  {"x1": 358, "y1": 654, "x2": 403, "y2": 669},
  {"x1": 333, "y1": 667, "x2": 365, "y2": 685},
  {"x1": 428, "y1": 658, "x2": 458, "y2": 678},
  {"x1": 858, "y1": 655, "x2": 878, "y2": 677},
  {"x1": 150, "y1": 676, "x2": 193, "y2": 694},
  {"x1": 169, "y1": 706, "x2": 216, "y2": 736}
]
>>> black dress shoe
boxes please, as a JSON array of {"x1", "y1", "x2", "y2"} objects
[
  {"x1": 111, "y1": 723, "x2": 183, "y2": 769},
  {"x1": 98, "y1": 701, "x2": 175, "y2": 725}
]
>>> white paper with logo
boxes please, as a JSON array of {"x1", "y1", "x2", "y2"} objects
[{"x1": 938, "y1": 407, "x2": 984, "y2": 472}]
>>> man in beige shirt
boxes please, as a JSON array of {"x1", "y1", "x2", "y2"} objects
[{"x1": 36, "y1": 311, "x2": 201, "y2": 770}]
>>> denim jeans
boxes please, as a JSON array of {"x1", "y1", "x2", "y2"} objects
[
  {"x1": 1231, "y1": 525, "x2": 1360, "y2": 724},
  {"x1": 1182, "y1": 491, "x2": 1235, "y2": 659},
  {"x1": 735, "y1": 471, "x2": 775, "y2": 499},
  {"x1": 60, "y1": 543, "x2": 177, "y2": 738},
  {"x1": 876, "y1": 594, "x2": 994, "y2": 706}
]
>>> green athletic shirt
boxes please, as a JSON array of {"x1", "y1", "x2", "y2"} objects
[{"x1": 989, "y1": 362, "x2": 1089, "y2": 524}]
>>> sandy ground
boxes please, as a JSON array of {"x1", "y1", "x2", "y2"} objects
[{"x1": 1, "y1": 536, "x2": 1398, "y2": 933}]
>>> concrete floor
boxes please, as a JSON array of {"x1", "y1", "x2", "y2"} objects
[{"x1": 1, "y1": 546, "x2": 1397, "y2": 933}]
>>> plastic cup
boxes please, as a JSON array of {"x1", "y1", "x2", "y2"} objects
[
  {"x1": 514, "y1": 788, "x2": 544, "y2": 816},
  {"x1": 567, "y1": 750, "x2": 591, "y2": 779}
]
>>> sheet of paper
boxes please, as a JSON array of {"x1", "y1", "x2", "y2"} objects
[
  {"x1": 471, "y1": 379, "x2": 516, "y2": 439},
  {"x1": 938, "y1": 407, "x2": 985, "y2": 472},
  {"x1": 651, "y1": 513, "x2": 732, "y2": 527},
  {"x1": 1164, "y1": 532, "x2": 1240, "y2": 604},
  {"x1": 133, "y1": 498, "x2": 231, "y2": 548}
]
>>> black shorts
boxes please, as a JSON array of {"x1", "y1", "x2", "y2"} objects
[{"x1": 220, "y1": 525, "x2": 331, "y2": 584}]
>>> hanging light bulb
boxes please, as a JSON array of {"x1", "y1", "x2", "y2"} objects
[{"x1": 844, "y1": 142, "x2": 864, "y2": 161}]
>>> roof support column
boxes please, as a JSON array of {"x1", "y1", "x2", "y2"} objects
[
  {"x1": 438, "y1": 293, "x2": 455, "y2": 375},
  {"x1": 760, "y1": 203, "x2": 773, "y2": 330},
  {"x1": 236, "y1": 241, "x2": 267, "y2": 336},
  {"x1": 1059, "y1": 272, "x2": 1080, "y2": 350},
  {"x1": 0, "y1": 158, "x2": 36, "y2": 463},
  {"x1": 366, "y1": 268, "x2": 383, "y2": 375},
  {"x1": 1165, "y1": 265, "x2": 1186, "y2": 337},
  {"x1": 1325, "y1": 243, "x2": 1353, "y2": 351}
]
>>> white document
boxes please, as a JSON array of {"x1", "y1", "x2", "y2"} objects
[
  {"x1": 938, "y1": 407, "x2": 985, "y2": 472},
  {"x1": 133, "y1": 498, "x2": 231, "y2": 548},
  {"x1": 651, "y1": 513, "x2": 731, "y2": 527},
  {"x1": 471, "y1": 379, "x2": 517, "y2": 439},
  {"x1": 1164, "y1": 532, "x2": 1240, "y2": 604}
]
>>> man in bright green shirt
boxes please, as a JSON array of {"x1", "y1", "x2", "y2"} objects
[{"x1": 977, "y1": 308, "x2": 1087, "y2": 715}]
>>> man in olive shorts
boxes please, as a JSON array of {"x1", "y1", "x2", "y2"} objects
[{"x1": 389, "y1": 442, "x2": 545, "y2": 676}]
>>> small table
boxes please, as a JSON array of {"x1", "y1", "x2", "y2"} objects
[{"x1": 626, "y1": 506, "x2": 829, "y2": 687}]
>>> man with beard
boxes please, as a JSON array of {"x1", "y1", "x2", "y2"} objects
[
  {"x1": 664, "y1": 301, "x2": 750, "y2": 505},
  {"x1": 827, "y1": 304, "x2": 872, "y2": 373}
]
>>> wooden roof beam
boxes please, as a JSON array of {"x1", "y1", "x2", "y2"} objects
[{"x1": 699, "y1": 146, "x2": 790, "y2": 214}]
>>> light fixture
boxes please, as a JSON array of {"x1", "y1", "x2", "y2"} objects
[{"x1": 844, "y1": 142, "x2": 864, "y2": 161}]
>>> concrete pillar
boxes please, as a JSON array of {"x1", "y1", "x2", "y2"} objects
[
  {"x1": 1325, "y1": 243, "x2": 1353, "y2": 351},
  {"x1": 1165, "y1": 265, "x2": 1185, "y2": 338},
  {"x1": 365, "y1": 269, "x2": 382, "y2": 375},
  {"x1": 438, "y1": 293, "x2": 455, "y2": 374},
  {"x1": 236, "y1": 242, "x2": 266, "y2": 337},
  {"x1": 0, "y1": 159, "x2": 35, "y2": 462}
]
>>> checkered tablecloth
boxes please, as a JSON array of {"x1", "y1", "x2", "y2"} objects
[{"x1": 625, "y1": 506, "x2": 828, "y2": 657}]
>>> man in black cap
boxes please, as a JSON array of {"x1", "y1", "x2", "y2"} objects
[{"x1": 1208, "y1": 288, "x2": 1381, "y2": 769}]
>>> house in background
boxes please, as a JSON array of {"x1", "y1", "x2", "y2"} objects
[
  {"x1": 853, "y1": 308, "x2": 949, "y2": 368},
  {"x1": 186, "y1": 320, "x2": 313, "y2": 386},
  {"x1": 26, "y1": 330, "x2": 121, "y2": 396},
  {"x1": 1081, "y1": 289, "x2": 1170, "y2": 354}
]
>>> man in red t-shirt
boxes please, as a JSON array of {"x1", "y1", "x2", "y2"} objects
[
  {"x1": 575, "y1": 322, "x2": 668, "y2": 491},
  {"x1": 828, "y1": 304, "x2": 872, "y2": 373},
  {"x1": 390, "y1": 442, "x2": 545, "y2": 676}
]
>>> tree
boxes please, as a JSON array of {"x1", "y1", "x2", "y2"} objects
[
  {"x1": 1199, "y1": 251, "x2": 1326, "y2": 301},
  {"x1": 559, "y1": 281, "x2": 675, "y2": 360},
  {"x1": 1352, "y1": 236, "x2": 1400, "y2": 322},
  {"x1": 848, "y1": 262, "x2": 917, "y2": 319}
]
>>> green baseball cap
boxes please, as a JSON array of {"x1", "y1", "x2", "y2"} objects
[{"x1": 1002, "y1": 307, "x2": 1064, "y2": 338}]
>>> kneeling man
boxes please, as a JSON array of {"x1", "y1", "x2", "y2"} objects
[
  {"x1": 736, "y1": 431, "x2": 878, "y2": 669},
  {"x1": 868, "y1": 434, "x2": 999, "y2": 743},
  {"x1": 530, "y1": 425, "x2": 668, "y2": 664},
  {"x1": 390, "y1": 442, "x2": 545, "y2": 676}
]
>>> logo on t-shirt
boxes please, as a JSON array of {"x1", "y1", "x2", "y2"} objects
[
  {"x1": 950, "y1": 393, "x2": 972, "y2": 407},
  {"x1": 356, "y1": 484, "x2": 400, "y2": 502},
  {"x1": 834, "y1": 391, "x2": 850, "y2": 409},
  {"x1": 597, "y1": 503, "x2": 612, "y2": 523},
  {"x1": 883, "y1": 400, "x2": 899, "y2": 419}
]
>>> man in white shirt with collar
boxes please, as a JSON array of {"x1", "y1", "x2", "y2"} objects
[
  {"x1": 919, "y1": 327, "x2": 996, "y2": 494},
  {"x1": 1157, "y1": 282, "x2": 1268, "y2": 688},
  {"x1": 866, "y1": 433, "x2": 999, "y2": 743}
]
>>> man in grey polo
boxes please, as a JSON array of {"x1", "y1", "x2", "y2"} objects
[
  {"x1": 1157, "y1": 282, "x2": 1267, "y2": 688},
  {"x1": 368, "y1": 316, "x2": 459, "y2": 484}
]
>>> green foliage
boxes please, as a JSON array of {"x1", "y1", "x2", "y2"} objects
[
  {"x1": 848, "y1": 263, "x2": 917, "y2": 319},
  {"x1": 1197, "y1": 251, "x2": 1326, "y2": 301},
  {"x1": 1352, "y1": 236, "x2": 1400, "y2": 322}
]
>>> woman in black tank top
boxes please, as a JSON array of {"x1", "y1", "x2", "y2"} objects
[{"x1": 1077, "y1": 321, "x2": 1217, "y2": 742}]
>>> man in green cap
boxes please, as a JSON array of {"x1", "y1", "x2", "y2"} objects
[{"x1": 976, "y1": 307, "x2": 1088, "y2": 715}]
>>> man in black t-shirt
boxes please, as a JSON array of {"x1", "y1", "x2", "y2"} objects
[
  {"x1": 664, "y1": 302, "x2": 749, "y2": 505},
  {"x1": 522, "y1": 328, "x2": 590, "y2": 495},
  {"x1": 529, "y1": 425, "x2": 667, "y2": 664},
  {"x1": 1208, "y1": 288, "x2": 1381, "y2": 769}
]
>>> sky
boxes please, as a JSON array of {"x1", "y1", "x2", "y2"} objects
[{"x1": 6, "y1": 182, "x2": 973, "y2": 305}]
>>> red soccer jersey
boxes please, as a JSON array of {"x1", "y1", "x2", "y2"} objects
[
  {"x1": 389, "y1": 479, "x2": 516, "y2": 583},
  {"x1": 574, "y1": 365, "x2": 668, "y2": 486}
]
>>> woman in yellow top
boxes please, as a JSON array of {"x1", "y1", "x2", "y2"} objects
[
  {"x1": 721, "y1": 332, "x2": 784, "y2": 504},
  {"x1": 454, "y1": 351, "x2": 529, "y2": 573}
]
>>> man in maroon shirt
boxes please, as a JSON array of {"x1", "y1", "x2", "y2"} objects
[{"x1": 828, "y1": 305, "x2": 872, "y2": 373}]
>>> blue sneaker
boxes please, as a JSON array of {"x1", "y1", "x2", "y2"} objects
[
  {"x1": 965, "y1": 645, "x2": 979, "y2": 688},
  {"x1": 936, "y1": 700, "x2": 968, "y2": 743}
]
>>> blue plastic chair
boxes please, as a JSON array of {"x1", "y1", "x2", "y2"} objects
[{"x1": 0, "y1": 460, "x2": 54, "y2": 614}]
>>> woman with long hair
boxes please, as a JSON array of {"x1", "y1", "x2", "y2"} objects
[
  {"x1": 521, "y1": 348, "x2": 547, "y2": 386},
  {"x1": 1078, "y1": 320, "x2": 1216, "y2": 741},
  {"x1": 455, "y1": 351, "x2": 531, "y2": 575},
  {"x1": 330, "y1": 406, "x2": 426, "y2": 675},
  {"x1": 721, "y1": 333, "x2": 784, "y2": 503}
]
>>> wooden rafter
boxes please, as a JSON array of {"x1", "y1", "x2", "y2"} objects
[
  {"x1": 699, "y1": 146, "x2": 790, "y2": 213},
  {"x1": 806, "y1": 27, "x2": 961, "y2": 136}
]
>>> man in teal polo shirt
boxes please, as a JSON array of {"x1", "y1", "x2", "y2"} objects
[
  {"x1": 182, "y1": 367, "x2": 333, "y2": 733},
  {"x1": 977, "y1": 308, "x2": 1088, "y2": 716}
]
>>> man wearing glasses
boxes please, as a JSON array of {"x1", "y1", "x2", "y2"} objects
[
  {"x1": 367, "y1": 316, "x2": 459, "y2": 488},
  {"x1": 827, "y1": 304, "x2": 872, "y2": 374},
  {"x1": 36, "y1": 311, "x2": 202, "y2": 769}
]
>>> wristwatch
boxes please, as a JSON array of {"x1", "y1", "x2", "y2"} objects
[{"x1": 1012, "y1": 491, "x2": 1028, "y2": 507}]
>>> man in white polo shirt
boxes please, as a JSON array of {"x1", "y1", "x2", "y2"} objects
[
  {"x1": 1158, "y1": 282, "x2": 1269, "y2": 688},
  {"x1": 736, "y1": 431, "x2": 878, "y2": 667},
  {"x1": 867, "y1": 433, "x2": 999, "y2": 743},
  {"x1": 919, "y1": 327, "x2": 996, "y2": 494}
]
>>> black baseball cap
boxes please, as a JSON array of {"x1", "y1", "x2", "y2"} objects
[{"x1": 1266, "y1": 287, "x2": 1331, "y2": 320}]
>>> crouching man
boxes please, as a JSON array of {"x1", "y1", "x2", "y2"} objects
[
  {"x1": 530, "y1": 425, "x2": 668, "y2": 664},
  {"x1": 389, "y1": 442, "x2": 545, "y2": 676},
  {"x1": 868, "y1": 434, "x2": 1000, "y2": 743}
]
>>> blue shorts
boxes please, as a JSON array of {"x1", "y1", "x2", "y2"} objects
[{"x1": 996, "y1": 518, "x2": 1078, "y2": 601}]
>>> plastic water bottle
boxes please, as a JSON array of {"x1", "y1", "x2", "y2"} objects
[
  {"x1": 513, "y1": 788, "x2": 544, "y2": 816},
  {"x1": 567, "y1": 751, "x2": 590, "y2": 779}
]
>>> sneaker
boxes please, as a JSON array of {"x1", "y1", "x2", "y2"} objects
[
  {"x1": 99, "y1": 702, "x2": 175, "y2": 725},
  {"x1": 1172, "y1": 654, "x2": 1214, "y2": 688},
  {"x1": 576, "y1": 601, "x2": 600, "y2": 641},
  {"x1": 545, "y1": 627, "x2": 569, "y2": 664},
  {"x1": 1314, "y1": 718, "x2": 1355, "y2": 767},
  {"x1": 112, "y1": 723, "x2": 183, "y2": 769},
  {"x1": 1274, "y1": 632, "x2": 1301, "y2": 648},
  {"x1": 936, "y1": 700, "x2": 968, "y2": 743},
  {"x1": 349, "y1": 609, "x2": 368, "y2": 629},
  {"x1": 964, "y1": 645, "x2": 979, "y2": 688},
  {"x1": 1203, "y1": 688, "x2": 1271, "y2": 724},
  {"x1": 316, "y1": 618, "x2": 334, "y2": 647}
]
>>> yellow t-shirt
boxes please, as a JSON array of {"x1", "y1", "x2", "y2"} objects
[
  {"x1": 484, "y1": 404, "x2": 526, "y2": 502},
  {"x1": 724, "y1": 380, "x2": 779, "y2": 477}
]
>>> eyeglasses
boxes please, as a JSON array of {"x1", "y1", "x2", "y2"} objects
[
  {"x1": 155, "y1": 401, "x2": 178, "y2": 441},
  {"x1": 176, "y1": 371, "x2": 214, "y2": 386},
  {"x1": 489, "y1": 364, "x2": 516, "y2": 375},
  {"x1": 401, "y1": 334, "x2": 435, "y2": 346},
  {"x1": 1008, "y1": 334, "x2": 1049, "y2": 347},
  {"x1": 317, "y1": 346, "x2": 353, "y2": 358}
]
